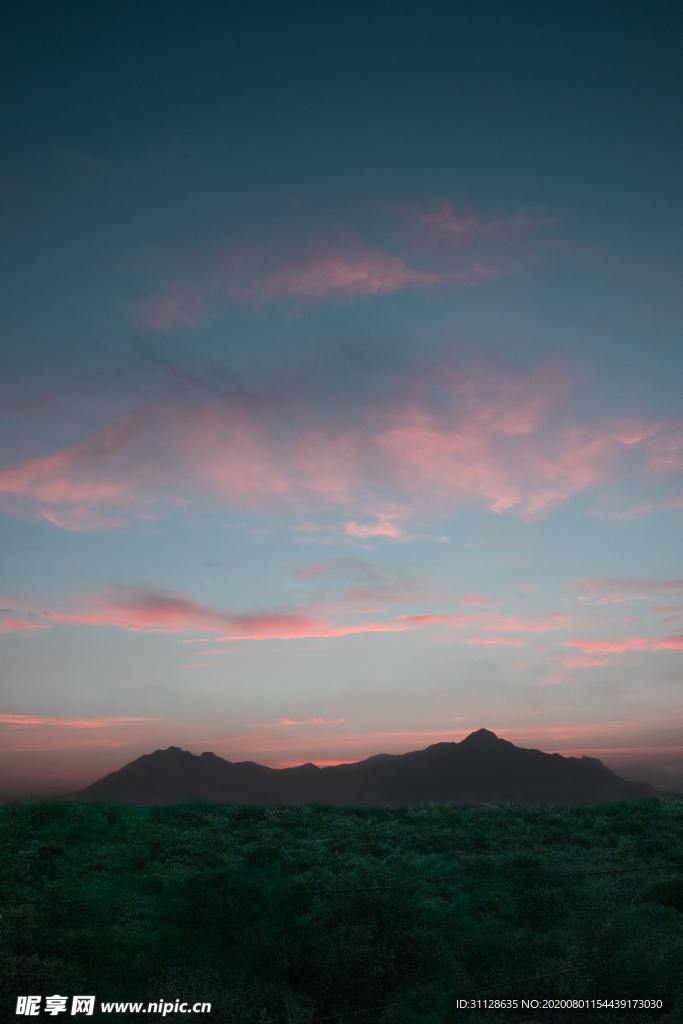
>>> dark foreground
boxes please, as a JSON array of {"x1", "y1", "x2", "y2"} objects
[{"x1": 1, "y1": 800, "x2": 681, "y2": 1023}]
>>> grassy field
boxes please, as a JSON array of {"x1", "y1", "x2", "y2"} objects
[{"x1": 1, "y1": 799, "x2": 681, "y2": 1023}]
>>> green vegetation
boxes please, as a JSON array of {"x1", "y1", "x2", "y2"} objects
[{"x1": 1, "y1": 799, "x2": 681, "y2": 1022}]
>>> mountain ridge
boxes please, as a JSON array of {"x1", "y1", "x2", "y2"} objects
[{"x1": 73, "y1": 729, "x2": 654, "y2": 806}]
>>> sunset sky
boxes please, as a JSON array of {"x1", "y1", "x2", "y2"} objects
[{"x1": 1, "y1": 2, "x2": 682, "y2": 794}]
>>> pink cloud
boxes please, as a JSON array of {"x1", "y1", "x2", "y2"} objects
[
  {"x1": 10, "y1": 586, "x2": 572, "y2": 650},
  {"x1": 35, "y1": 589, "x2": 419, "y2": 643},
  {"x1": 345, "y1": 512, "x2": 405, "y2": 539},
  {"x1": 0, "y1": 714, "x2": 157, "y2": 729},
  {"x1": 0, "y1": 409, "x2": 151, "y2": 530},
  {"x1": 60, "y1": 599, "x2": 413, "y2": 644},
  {"x1": 192, "y1": 608, "x2": 568, "y2": 645},
  {"x1": 0, "y1": 400, "x2": 359, "y2": 528},
  {"x1": 462, "y1": 635, "x2": 526, "y2": 647},
  {"x1": 0, "y1": 736, "x2": 130, "y2": 752},
  {"x1": 460, "y1": 592, "x2": 495, "y2": 607},
  {"x1": 579, "y1": 577, "x2": 683, "y2": 593},
  {"x1": 49, "y1": 592, "x2": 236, "y2": 634},
  {"x1": 372, "y1": 370, "x2": 632, "y2": 518},
  {"x1": 135, "y1": 240, "x2": 500, "y2": 330},
  {"x1": 595, "y1": 491, "x2": 683, "y2": 519},
  {"x1": 275, "y1": 758, "x2": 358, "y2": 768},
  {"x1": 214, "y1": 618, "x2": 417, "y2": 642},
  {"x1": 174, "y1": 400, "x2": 359, "y2": 505},
  {"x1": 558, "y1": 744, "x2": 683, "y2": 759},
  {"x1": 294, "y1": 521, "x2": 326, "y2": 534},
  {"x1": 258, "y1": 249, "x2": 445, "y2": 299},
  {"x1": 577, "y1": 577, "x2": 683, "y2": 607},
  {"x1": 378, "y1": 407, "x2": 683, "y2": 520},
  {"x1": 0, "y1": 617, "x2": 46, "y2": 635},
  {"x1": 136, "y1": 285, "x2": 207, "y2": 332},
  {"x1": 418, "y1": 204, "x2": 553, "y2": 239},
  {"x1": 2, "y1": 362, "x2": 681, "y2": 531},
  {"x1": 132, "y1": 199, "x2": 550, "y2": 332},
  {"x1": 559, "y1": 654, "x2": 614, "y2": 670},
  {"x1": 254, "y1": 717, "x2": 345, "y2": 728},
  {"x1": 398, "y1": 611, "x2": 569, "y2": 633},
  {"x1": 563, "y1": 635, "x2": 683, "y2": 653}
]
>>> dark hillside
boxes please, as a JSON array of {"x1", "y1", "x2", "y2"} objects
[{"x1": 76, "y1": 729, "x2": 653, "y2": 806}]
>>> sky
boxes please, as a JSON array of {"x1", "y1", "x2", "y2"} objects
[{"x1": 1, "y1": 1, "x2": 682, "y2": 795}]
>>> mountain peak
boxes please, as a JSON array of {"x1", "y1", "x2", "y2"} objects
[
  {"x1": 149, "y1": 746, "x2": 193, "y2": 760},
  {"x1": 460, "y1": 728, "x2": 500, "y2": 746}
]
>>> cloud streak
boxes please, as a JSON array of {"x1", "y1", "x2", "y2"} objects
[
  {"x1": 33, "y1": 589, "x2": 419, "y2": 642},
  {"x1": 417, "y1": 204, "x2": 554, "y2": 239},
  {"x1": 4, "y1": 588, "x2": 571, "y2": 649},
  {"x1": 398, "y1": 612, "x2": 569, "y2": 633},
  {"x1": 579, "y1": 577, "x2": 683, "y2": 593},
  {"x1": 0, "y1": 617, "x2": 46, "y2": 635},
  {"x1": 133, "y1": 199, "x2": 550, "y2": 330},
  {"x1": 254, "y1": 717, "x2": 346, "y2": 728},
  {"x1": 345, "y1": 512, "x2": 406, "y2": 539},
  {"x1": 0, "y1": 714, "x2": 158, "y2": 729},
  {"x1": 136, "y1": 241, "x2": 499, "y2": 330},
  {"x1": 1, "y1": 363, "x2": 681, "y2": 531},
  {"x1": 563, "y1": 635, "x2": 683, "y2": 653}
]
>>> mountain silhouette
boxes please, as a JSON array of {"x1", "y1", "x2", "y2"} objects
[{"x1": 74, "y1": 729, "x2": 654, "y2": 806}]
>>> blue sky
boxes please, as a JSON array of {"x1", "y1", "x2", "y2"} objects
[{"x1": 1, "y1": 1, "x2": 681, "y2": 793}]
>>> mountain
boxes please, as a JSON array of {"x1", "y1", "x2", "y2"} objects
[{"x1": 73, "y1": 729, "x2": 654, "y2": 806}]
